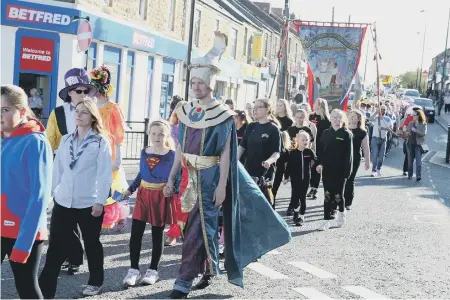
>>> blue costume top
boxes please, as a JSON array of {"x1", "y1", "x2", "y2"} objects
[
  {"x1": 176, "y1": 100, "x2": 291, "y2": 288},
  {"x1": 128, "y1": 149, "x2": 175, "y2": 193}
]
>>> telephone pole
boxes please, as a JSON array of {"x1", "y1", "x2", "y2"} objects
[{"x1": 278, "y1": 0, "x2": 290, "y2": 99}]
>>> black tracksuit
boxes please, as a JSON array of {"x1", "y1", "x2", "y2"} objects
[
  {"x1": 272, "y1": 116, "x2": 293, "y2": 203},
  {"x1": 284, "y1": 148, "x2": 317, "y2": 215},
  {"x1": 309, "y1": 114, "x2": 331, "y2": 190},
  {"x1": 319, "y1": 127, "x2": 353, "y2": 220},
  {"x1": 344, "y1": 128, "x2": 367, "y2": 208}
]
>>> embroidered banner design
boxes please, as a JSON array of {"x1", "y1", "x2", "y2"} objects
[{"x1": 294, "y1": 23, "x2": 367, "y2": 110}]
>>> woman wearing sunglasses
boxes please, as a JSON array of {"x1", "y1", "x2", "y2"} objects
[{"x1": 45, "y1": 68, "x2": 98, "y2": 275}]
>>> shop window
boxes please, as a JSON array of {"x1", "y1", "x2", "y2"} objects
[
  {"x1": 145, "y1": 57, "x2": 154, "y2": 118},
  {"x1": 168, "y1": 0, "x2": 176, "y2": 31},
  {"x1": 19, "y1": 73, "x2": 50, "y2": 121},
  {"x1": 103, "y1": 45, "x2": 121, "y2": 103},
  {"x1": 87, "y1": 42, "x2": 97, "y2": 71},
  {"x1": 230, "y1": 28, "x2": 238, "y2": 59},
  {"x1": 139, "y1": 0, "x2": 148, "y2": 20},
  {"x1": 193, "y1": 9, "x2": 201, "y2": 47},
  {"x1": 121, "y1": 52, "x2": 135, "y2": 121}
]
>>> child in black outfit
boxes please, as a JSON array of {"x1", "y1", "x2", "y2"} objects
[
  {"x1": 316, "y1": 109, "x2": 353, "y2": 231},
  {"x1": 284, "y1": 131, "x2": 317, "y2": 226}
]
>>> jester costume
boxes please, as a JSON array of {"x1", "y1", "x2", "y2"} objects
[{"x1": 171, "y1": 32, "x2": 291, "y2": 296}]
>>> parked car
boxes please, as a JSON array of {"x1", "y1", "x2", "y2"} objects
[
  {"x1": 401, "y1": 89, "x2": 420, "y2": 99},
  {"x1": 413, "y1": 98, "x2": 435, "y2": 123}
]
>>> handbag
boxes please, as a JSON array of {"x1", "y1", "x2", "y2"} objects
[{"x1": 419, "y1": 144, "x2": 429, "y2": 154}]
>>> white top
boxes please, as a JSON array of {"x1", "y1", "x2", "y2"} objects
[
  {"x1": 52, "y1": 130, "x2": 112, "y2": 209},
  {"x1": 64, "y1": 102, "x2": 76, "y2": 134},
  {"x1": 371, "y1": 114, "x2": 392, "y2": 139},
  {"x1": 444, "y1": 95, "x2": 450, "y2": 104}
]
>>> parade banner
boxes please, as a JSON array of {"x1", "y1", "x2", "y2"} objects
[
  {"x1": 294, "y1": 22, "x2": 367, "y2": 110},
  {"x1": 380, "y1": 75, "x2": 392, "y2": 88}
]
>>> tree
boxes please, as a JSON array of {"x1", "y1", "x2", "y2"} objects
[{"x1": 398, "y1": 69, "x2": 426, "y2": 93}]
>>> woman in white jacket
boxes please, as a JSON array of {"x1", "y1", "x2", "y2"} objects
[{"x1": 39, "y1": 98, "x2": 112, "y2": 298}]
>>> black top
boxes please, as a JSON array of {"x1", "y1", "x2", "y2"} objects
[
  {"x1": 309, "y1": 113, "x2": 331, "y2": 141},
  {"x1": 241, "y1": 122, "x2": 281, "y2": 178},
  {"x1": 287, "y1": 125, "x2": 314, "y2": 141},
  {"x1": 277, "y1": 116, "x2": 293, "y2": 132},
  {"x1": 349, "y1": 127, "x2": 367, "y2": 159},
  {"x1": 284, "y1": 148, "x2": 318, "y2": 181},
  {"x1": 236, "y1": 123, "x2": 247, "y2": 145},
  {"x1": 319, "y1": 127, "x2": 353, "y2": 178}
]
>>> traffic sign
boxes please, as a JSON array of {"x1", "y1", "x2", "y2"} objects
[{"x1": 77, "y1": 20, "x2": 92, "y2": 52}]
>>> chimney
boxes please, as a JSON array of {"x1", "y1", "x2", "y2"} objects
[
  {"x1": 252, "y1": 2, "x2": 271, "y2": 14},
  {"x1": 271, "y1": 7, "x2": 283, "y2": 19}
]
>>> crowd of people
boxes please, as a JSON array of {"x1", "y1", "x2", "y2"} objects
[{"x1": 1, "y1": 38, "x2": 430, "y2": 299}]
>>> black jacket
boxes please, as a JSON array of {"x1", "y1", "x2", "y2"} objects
[{"x1": 319, "y1": 127, "x2": 353, "y2": 178}]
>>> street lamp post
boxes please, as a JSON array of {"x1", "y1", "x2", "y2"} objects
[
  {"x1": 418, "y1": 10, "x2": 427, "y2": 94},
  {"x1": 184, "y1": 0, "x2": 196, "y2": 102},
  {"x1": 439, "y1": 8, "x2": 449, "y2": 116}
]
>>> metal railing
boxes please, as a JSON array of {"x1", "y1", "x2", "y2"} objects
[{"x1": 123, "y1": 119, "x2": 149, "y2": 160}]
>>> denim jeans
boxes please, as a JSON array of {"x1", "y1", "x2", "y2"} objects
[
  {"x1": 371, "y1": 137, "x2": 386, "y2": 172},
  {"x1": 407, "y1": 144, "x2": 422, "y2": 178}
]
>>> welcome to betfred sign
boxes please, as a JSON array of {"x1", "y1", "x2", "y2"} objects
[
  {"x1": 20, "y1": 37, "x2": 54, "y2": 73},
  {"x1": 1, "y1": 0, "x2": 79, "y2": 34}
]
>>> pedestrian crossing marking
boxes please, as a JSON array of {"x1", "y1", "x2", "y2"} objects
[
  {"x1": 292, "y1": 287, "x2": 334, "y2": 299},
  {"x1": 289, "y1": 261, "x2": 338, "y2": 279},
  {"x1": 343, "y1": 285, "x2": 389, "y2": 299},
  {"x1": 247, "y1": 262, "x2": 289, "y2": 279}
]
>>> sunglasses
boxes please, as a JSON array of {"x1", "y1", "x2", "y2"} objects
[{"x1": 73, "y1": 89, "x2": 90, "y2": 95}]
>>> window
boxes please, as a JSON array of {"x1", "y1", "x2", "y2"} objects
[
  {"x1": 243, "y1": 28, "x2": 248, "y2": 56},
  {"x1": 193, "y1": 9, "x2": 201, "y2": 47},
  {"x1": 288, "y1": 37, "x2": 292, "y2": 54},
  {"x1": 102, "y1": 46, "x2": 121, "y2": 103},
  {"x1": 230, "y1": 28, "x2": 238, "y2": 59},
  {"x1": 86, "y1": 42, "x2": 97, "y2": 71},
  {"x1": 121, "y1": 52, "x2": 135, "y2": 121},
  {"x1": 139, "y1": 0, "x2": 147, "y2": 20},
  {"x1": 168, "y1": 0, "x2": 176, "y2": 31},
  {"x1": 264, "y1": 33, "x2": 269, "y2": 57},
  {"x1": 295, "y1": 43, "x2": 298, "y2": 62},
  {"x1": 215, "y1": 19, "x2": 220, "y2": 32}
]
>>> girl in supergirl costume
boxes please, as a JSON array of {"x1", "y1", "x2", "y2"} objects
[
  {"x1": 308, "y1": 98, "x2": 331, "y2": 200},
  {"x1": 122, "y1": 120, "x2": 177, "y2": 287},
  {"x1": 283, "y1": 131, "x2": 317, "y2": 226},
  {"x1": 316, "y1": 109, "x2": 353, "y2": 231}
]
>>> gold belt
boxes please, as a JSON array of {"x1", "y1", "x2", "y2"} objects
[
  {"x1": 181, "y1": 153, "x2": 219, "y2": 213},
  {"x1": 140, "y1": 180, "x2": 166, "y2": 190}
]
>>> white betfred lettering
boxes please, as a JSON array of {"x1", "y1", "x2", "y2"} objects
[
  {"x1": 18, "y1": 8, "x2": 28, "y2": 20},
  {"x1": 35, "y1": 11, "x2": 44, "y2": 22},
  {"x1": 28, "y1": 10, "x2": 37, "y2": 21},
  {"x1": 8, "y1": 7, "x2": 19, "y2": 18},
  {"x1": 7, "y1": 6, "x2": 72, "y2": 25},
  {"x1": 53, "y1": 13, "x2": 61, "y2": 24},
  {"x1": 43, "y1": 12, "x2": 52, "y2": 23},
  {"x1": 22, "y1": 53, "x2": 30, "y2": 59},
  {"x1": 60, "y1": 15, "x2": 70, "y2": 25}
]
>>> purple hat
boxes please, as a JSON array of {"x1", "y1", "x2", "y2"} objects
[{"x1": 58, "y1": 68, "x2": 97, "y2": 101}]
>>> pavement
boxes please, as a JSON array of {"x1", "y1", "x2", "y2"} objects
[{"x1": 2, "y1": 125, "x2": 450, "y2": 299}]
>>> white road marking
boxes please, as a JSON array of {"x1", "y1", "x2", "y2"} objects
[
  {"x1": 247, "y1": 262, "x2": 289, "y2": 279},
  {"x1": 288, "y1": 261, "x2": 338, "y2": 279},
  {"x1": 292, "y1": 287, "x2": 334, "y2": 299},
  {"x1": 343, "y1": 285, "x2": 389, "y2": 299},
  {"x1": 267, "y1": 249, "x2": 281, "y2": 255}
]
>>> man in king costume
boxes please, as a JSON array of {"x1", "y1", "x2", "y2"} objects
[{"x1": 164, "y1": 32, "x2": 291, "y2": 299}]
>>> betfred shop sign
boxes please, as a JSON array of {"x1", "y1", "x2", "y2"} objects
[
  {"x1": 1, "y1": 0, "x2": 79, "y2": 34},
  {"x1": 19, "y1": 37, "x2": 54, "y2": 73},
  {"x1": 6, "y1": 5, "x2": 71, "y2": 25}
]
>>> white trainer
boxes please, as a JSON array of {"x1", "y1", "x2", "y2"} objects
[
  {"x1": 336, "y1": 211, "x2": 346, "y2": 228},
  {"x1": 371, "y1": 171, "x2": 377, "y2": 177},
  {"x1": 82, "y1": 285, "x2": 102, "y2": 296},
  {"x1": 123, "y1": 268, "x2": 142, "y2": 287},
  {"x1": 377, "y1": 170, "x2": 382, "y2": 177},
  {"x1": 318, "y1": 220, "x2": 330, "y2": 231},
  {"x1": 141, "y1": 269, "x2": 159, "y2": 285}
]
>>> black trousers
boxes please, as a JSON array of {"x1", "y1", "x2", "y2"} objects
[
  {"x1": 403, "y1": 140, "x2": 409, "y2": 173},
  {"x1": 1, "y1": 237, "x2": 44, "y2": 299},
  {"x1": 344, "y1": 158, "x2": 361, "y2": 208},
  {"x1": 39, "y1": 202, "x2": 104, "y2": 298},
  {"x1": 445, "y1": 103, "x2": 450, "y2": 113},
  {"x1": 66, "y1": 224, "x2": 84, "y2": 266},
  {"x1": 272, "y1": 160, "x2": 285, "y2": 204},
  {"x1": 288, "y1": 177, "x2": 310, "y2": 215},
  {"x1": 129, "y1": 219, "x2": 164, "y2": 271},
  {"x1": 322, "y1": 172, "x2": 346, "y2": 220}
]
